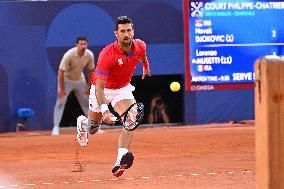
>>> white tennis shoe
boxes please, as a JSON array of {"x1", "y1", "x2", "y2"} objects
[
  {"x1": 76, "y1": 115, "x2": 88, "y2": 147},
  {"x1": 51, "y1": 126, "x2": 59, "y2": 136}
]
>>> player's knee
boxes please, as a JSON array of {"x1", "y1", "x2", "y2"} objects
[
  {"x1": 88, "y1": 120, "x2": 100, "y2": 135},
  {"x1": 122, "y1": 128, "x2": 134, "y2": 135}
]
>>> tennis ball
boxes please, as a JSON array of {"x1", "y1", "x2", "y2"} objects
[{"x1": 170, "y1": 81, "x2": 181, "y2": 92}]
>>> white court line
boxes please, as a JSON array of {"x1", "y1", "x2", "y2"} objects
[
  {"x1": 0, "y1": 169, "x2": 255, "y2": 187},
  {"x1": 243, "y1": 170, "x2": 252, "y2": 173},
  {"x1": 190, "y1": 173, "x2": 199, "y2": 176},
  {"x1": 124, "y1": 178, "x2": 134, "y2": 180},
  {"x1": 109, "y1": 178, "x2": 118, "y2": 181},
  {"x1": 24, "y1": 183, "x2": 36, "y2": 186},
  {"x1": 175, "y1": 174, "x2": 183, "y2": 177},
  {"x1": 141, "y1": 176, "x2": 149, "y2": 179},
  {"x1": 208, "y1": 173, "x2": 217, "y2": 175}
]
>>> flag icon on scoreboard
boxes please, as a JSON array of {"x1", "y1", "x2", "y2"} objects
[
  {"x1": 196, "y1": 65, "x2": 204, "y2": 72},
  {"x1": 195, "y1": 20, "x2": 203, "y2": 27},
  {"x1": 196, "y1": 65, "x2": 212, "y2": 72}
]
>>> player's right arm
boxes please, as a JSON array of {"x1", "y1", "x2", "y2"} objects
[
  {"x1": 94, "y1": 48, "x2": 116, "y2": 124},
  {"x1": 95, "y1": 79, "x2": 107, "y2": 107},
  {"x1": 95, "y1": 79, "x2": 115, "y2": 124}
]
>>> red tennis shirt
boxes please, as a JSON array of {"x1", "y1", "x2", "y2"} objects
[{"x1": 92, "y1": 39, "x2": 147, "y2": 89}]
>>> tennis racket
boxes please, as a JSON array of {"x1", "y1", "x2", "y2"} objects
[{"x1": 117, "y1": 102, "x2": 144, "y2": 131}]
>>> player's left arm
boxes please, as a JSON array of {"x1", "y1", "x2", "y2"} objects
[{"x1": 141, "y1": 54, "x2": 151, "y2": 79}]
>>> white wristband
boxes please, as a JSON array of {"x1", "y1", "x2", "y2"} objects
[{"x1": 100, "y1": 104, "x2": 109, "y2": 114}]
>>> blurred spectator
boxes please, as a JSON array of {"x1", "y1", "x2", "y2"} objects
[
  {"x1": 147, "y1": 94, "x2": 170, "y2": 124},
  {"x1": 51, "y1": 36, "x2": 95, "y2": 136}
]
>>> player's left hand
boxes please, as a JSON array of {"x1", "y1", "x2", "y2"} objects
[
  {"x1": 142, "y1": 67, "x2": 151, "y2": 79},
  {"x1": 102, "y1": 110, "x2": 116, "y2": 125}
]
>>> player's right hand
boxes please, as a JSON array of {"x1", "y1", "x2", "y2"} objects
[
  {"x1": 102, "y1": 110, "x2": 116, "y2": 125},
  {"x1": 58, "y1": 88, "x2": 66, "y2": 98}
]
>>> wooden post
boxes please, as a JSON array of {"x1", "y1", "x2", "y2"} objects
[{"x1": 255, "y1": 57, "x2": 284, "y2": 189}]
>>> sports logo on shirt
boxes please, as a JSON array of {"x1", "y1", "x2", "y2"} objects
[{"x1": 118, "y1": 58, "x2": 123, "y2": 66}]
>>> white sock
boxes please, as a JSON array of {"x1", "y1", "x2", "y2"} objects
[{"x1": 117, "y1": 148, "x2": 128, "y2": 161}]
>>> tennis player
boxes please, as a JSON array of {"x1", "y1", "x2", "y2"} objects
[{"x1": 76, "y1": 16, "x2": 151, "y2": 177}]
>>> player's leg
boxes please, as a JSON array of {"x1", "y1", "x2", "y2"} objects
[
  {"x1": 52, "y1": 81, "x2": 73, "y2": 135},
  {"x1": 88, "y1": 110, "x2": 103, "y2": 135},
  {"x1": 76, "y1": 84, "x2": 103, "y2": 146},
  {"x1": 75, "y1": 81, "x2": 103, "y2": 145},
  {"x1": 111, "y1": 84, "x2": 136, "y2": 177},
  {"x1": 77, "y1": 110, "x2": 102, "y2": 147},
  {"x1": 87, "y1": 84, "x2": 105, "y2": 134},
  {"x1": 115, "y1": 99, "x2": 136, "y2": 148}
]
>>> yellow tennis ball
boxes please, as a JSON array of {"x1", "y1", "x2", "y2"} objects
[{"x1": 170, "y1": 82, "x2": 181, "y2": 92}]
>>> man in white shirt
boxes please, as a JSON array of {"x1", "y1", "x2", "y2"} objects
[{"x1": 51, "y1": 36, "x2": 94, "y2": 135}]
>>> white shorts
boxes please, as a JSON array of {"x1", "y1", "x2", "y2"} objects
[{"x1": 89, "y1": 83, "x2": 135, "y2": 112}]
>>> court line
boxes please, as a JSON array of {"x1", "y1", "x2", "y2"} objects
[
  {"x1": 42, "y1": 182, "x2": 53, "y2": 185},
  {"x1": 90, "y1": 179, "x2": 101, "y2": 182},
  {"x1": 208, "y1": 172, "x2": 217, "y2": 175},
  {"x1": 0, "y1": 170, "x2": 254, "y2": 188},
  {"x1": 175, "y1": 174, "x2": 183, "y2": 177},
  {"x1": 190, "y1": 173, "x2": 199, "y2": 176},
  {"x1": 124, "y1": 177, "x2": 134, "y2": 180},
  {"x1": 141, "y1": 176, "x2": 150, "y2": 179},
  {"x1": 24, "y1": 184, "x2": 36, "y2": 186}
]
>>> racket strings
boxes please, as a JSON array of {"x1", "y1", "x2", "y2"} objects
[{"x1": 120, "y1": 103, "x2": 144, "y2": 131}]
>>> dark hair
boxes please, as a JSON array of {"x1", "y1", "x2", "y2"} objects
[
  {"x1": 115, "y1": 16, "x2": 133, "y2": 31},
  {"x1": 76, "y1": 36, "x2": 88, "y2": 43}
]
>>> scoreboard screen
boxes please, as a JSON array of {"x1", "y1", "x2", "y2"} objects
[{"x1": 184, "y1": 0, "x2": 284, "y2": 91}]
